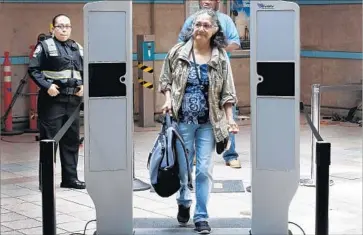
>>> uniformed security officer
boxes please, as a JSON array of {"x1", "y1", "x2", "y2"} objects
[{"x1": 28, "y1": 14, "x2": 85, "y2": 190}]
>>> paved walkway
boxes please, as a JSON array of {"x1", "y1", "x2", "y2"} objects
[{"x1": 0, "y1": 117, "x2": 362, "y2": 235}]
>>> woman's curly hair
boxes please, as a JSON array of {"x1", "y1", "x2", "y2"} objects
[{"x1": 179, "y1": 9, "x2": 228, "y2": 49}]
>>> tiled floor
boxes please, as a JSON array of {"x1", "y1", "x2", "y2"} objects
[{"x1": 1, "y1": 118, "x2": 362, "y2": 235}]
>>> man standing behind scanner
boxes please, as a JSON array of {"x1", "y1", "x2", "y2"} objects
[{"x1": 178, "y1": 0, "x2": 242, "y2": 168}]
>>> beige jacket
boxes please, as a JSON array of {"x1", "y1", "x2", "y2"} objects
[{"x1": 158, "y1": 39, "x2": 238, "y2": 142}]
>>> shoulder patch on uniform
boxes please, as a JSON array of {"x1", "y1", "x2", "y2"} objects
[
  {"x1": 44, "y1": 38, "x2": 58, "y2": 56},
  {"x1": 33, "y1": 45, "x2": 42, "y2": 57}
]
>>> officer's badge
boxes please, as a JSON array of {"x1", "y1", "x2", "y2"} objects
[{"x1": 33, "y1": 45, "x2": 42, "y2": 57}]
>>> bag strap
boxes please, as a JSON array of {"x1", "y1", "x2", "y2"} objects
[
  {"x1": 165, "y1": 113, "x2": 172, "y2": 128},
  {"x1": 146, "y1": 134, "x2": 163, "y2": 170},
  {"x1": 191, "y1": 47, "x2": 201, "y2": 82},
  {"x1": 147, "y1": 114, "x2": 174, "y2": 170},
  {"x1": 146, "y1": 125, "x2": 165, "y2": 169}
]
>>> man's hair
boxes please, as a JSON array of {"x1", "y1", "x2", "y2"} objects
[
  {"x1": 52, "y1": 13, "x2": 70, "y2": 26},
  {"x1": 179, "y1": 9, "x2": 227, "y2": 49}
]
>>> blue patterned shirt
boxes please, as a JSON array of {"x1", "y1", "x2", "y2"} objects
[{"x1": 178, "y1": 62, "x2": 209, "y2": 124}]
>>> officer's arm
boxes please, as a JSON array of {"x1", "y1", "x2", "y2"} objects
[{"x1": 28, "y1": 44, "x2": 52, "y2": 90}]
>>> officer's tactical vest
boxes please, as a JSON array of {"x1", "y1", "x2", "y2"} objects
[{"x1": 41, "y1": 37, "x2": 83, "y2": 81}]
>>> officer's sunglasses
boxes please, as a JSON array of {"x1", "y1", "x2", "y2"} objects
[{"x1": 54, "y1": 25, "x2": 72, "y2": 30}]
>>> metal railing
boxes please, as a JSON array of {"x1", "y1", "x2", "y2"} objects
[
  {"x1": 40, "y1": 102, "x2": 82, "y2": 235},
  {"x1": 315, "y1": 141, "x2": 331, "y2": 235},
  {"x1": 40, "y1": 102, "x2": 151, "y2": 235},
  {"x1": 300, "y1": 83, "x2": 362, "y2": 187},
  {"x1": 300, "y1": 101, "x2": 331, "y2": 235}
]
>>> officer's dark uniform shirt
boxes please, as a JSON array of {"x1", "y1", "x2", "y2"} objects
[{"x1": 28, "y1": 37, "x2": 83, "y2": 92}]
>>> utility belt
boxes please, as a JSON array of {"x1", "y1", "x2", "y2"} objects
[
  {"x1": 46, "y1": 78, "x2": 81, "y2": 95},
  {"x1": 58, "y1": 87, "x2": 81, "y2": 95}
]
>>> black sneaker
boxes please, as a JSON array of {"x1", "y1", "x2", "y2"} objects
[
  {"x1": 194, "y1": 221, "x2": 211, "y2": 234},
  {"x1": 177, "y1": 205, "x2": 190, "y2": 226}
]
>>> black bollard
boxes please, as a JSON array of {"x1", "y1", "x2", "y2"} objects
[
  {"x1": 315, "y1": 141, "x2": 331, "y2": 235},
  {"x1": 40, "y1": 139, "x2": 57, "y2": 235}
]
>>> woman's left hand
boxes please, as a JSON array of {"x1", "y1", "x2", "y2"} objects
[{"x1": 228, "y1": 120, "x2": 239, "y2": 134}]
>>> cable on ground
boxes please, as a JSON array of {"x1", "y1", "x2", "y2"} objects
[
  {"x1": 69, "y1": 219, "x2": 96, "y2": 235},
  {"x1": 288, "y1": 221, "x2": 306, "y2": 235}
]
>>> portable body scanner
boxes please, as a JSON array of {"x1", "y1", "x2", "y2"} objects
[
  {"x1": 249, "y1": 1, "x2": 300, "y2": 234},
  {"x1": 83, "y1": 1, "x2": 300, "y2": 235},
  {"x1": 83, "y1": 1, "x2": 133, "y2": 234}
]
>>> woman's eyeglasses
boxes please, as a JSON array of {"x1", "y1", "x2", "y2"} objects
[{"x1": 194, "y1": 22, "x2": 214, "y2": 29}]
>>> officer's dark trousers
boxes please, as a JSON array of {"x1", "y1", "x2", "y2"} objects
[{"x1": 37, "y1": 90, "x2": 82, "y2": 185}]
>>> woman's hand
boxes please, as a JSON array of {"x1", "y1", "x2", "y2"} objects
[
  {"x1": 161, "y1": 99, "x2": 172, "y2": 115},
  {"x1": 223, "y1": 103, "x2": 238, "y2": 133},
  {"x1": 228, "y1": 119, "x2": 239, "y2": 134}
]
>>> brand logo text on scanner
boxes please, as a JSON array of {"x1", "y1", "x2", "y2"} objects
[{"x1": 257, "y1": 2, "x2": 274, "y2": 9}]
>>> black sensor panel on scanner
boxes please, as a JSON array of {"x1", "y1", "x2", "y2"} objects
[
  {"x1": 257, "y1": 62, "x2": 295, "y2": 97},
  {"x1": 88, "y1": 63, "x2": 126, "y2": 97}
]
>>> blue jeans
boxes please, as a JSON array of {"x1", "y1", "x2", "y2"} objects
[
  {"x1": 222, "y1": 105, "x2": 239, "y2": 162},
  {"x1": 176, "y1": 122, "x2": 215, "y2": 223}
]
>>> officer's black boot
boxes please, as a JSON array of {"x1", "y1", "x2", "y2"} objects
[{"x1": 60, "y1": 179, "x2": 86, "y2": 189}]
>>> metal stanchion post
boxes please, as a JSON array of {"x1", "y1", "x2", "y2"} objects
[
  {"x1": 300, "y1": 84, "x2": 320, "y2": 187},
  {"x1": 300, "y1": 84, "x2": 335, "y2": 187},
  {"x1": 40, "y1": 139, "x2": 56, "y2": 235},
  {"x1": 315, "y1": 141, "x2": 331, "y2": 235},
  {"x1": 311, "y1": 84, "x2": 321, "y2": 183},
  {"x1": 137, "y1": 34, "x2": 155, "y2": 127},
  {"x1": 133, "y1": 34, "x2": 153, "y2": 191}
]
